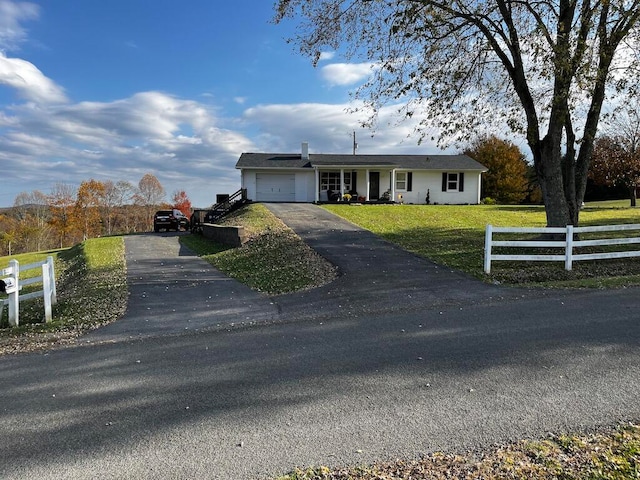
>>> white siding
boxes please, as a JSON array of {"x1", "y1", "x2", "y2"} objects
[
  {"x1": 241, "y1": 169, "x2": 481, "y2": 204},
  {"x1": 397, "y1": 171, "x2": 481, "y2": 204}
]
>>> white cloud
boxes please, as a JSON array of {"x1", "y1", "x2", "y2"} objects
[
  {"x1": 0, "y1": 52, "x2": 67, "y2": 103},
  {"x1": 0, "y1": 90, "x2": 254, "y2": 207},
  {"x1": 0, "y1": 0, "x2": 38, "y2": 51},
  {"x1": 243, "y1": 102, "x2": 445, "y2": 155},
  {"x1": 318, "y1": 51, "x2": 335, "y2": 62},
  {"x1": 321, "y1": 62, "x2": 376, "y2": 86}
]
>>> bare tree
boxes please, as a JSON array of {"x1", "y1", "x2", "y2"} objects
[
  {"x1": 48, "y1": 183, "x2": 78, "y2": 248},
  {"x1": 110, "y1": 180, "x2": 136, "y2": 233},
  {"x1": 275, "y1": 0, "x2": 640, "y2": 226},
  {"x1": 13, "y1": 190, "x2": 52, "y2": 252},
  {"x1": 134, "y1": 173, "x2": 166, "y2": 231}
]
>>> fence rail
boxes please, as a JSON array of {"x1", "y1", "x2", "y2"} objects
[
  {"x1": 1, "y1": 256, "x2": 57, "y2": 326},
  {"x1": 484, "y1": 224, "x2": 640, "y2": 273}
]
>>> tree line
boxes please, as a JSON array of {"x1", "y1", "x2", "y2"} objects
[{"x1": 0, "y1": 173, "x2": 192, "y2": 256}]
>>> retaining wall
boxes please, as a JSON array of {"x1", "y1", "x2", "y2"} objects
[{"x1": 201, "y1": 224, "x2": 247, "y2": 247}]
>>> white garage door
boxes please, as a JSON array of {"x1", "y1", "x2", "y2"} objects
[{"x1": 256, "y1": 174, "x2": 295, "y2": 202}]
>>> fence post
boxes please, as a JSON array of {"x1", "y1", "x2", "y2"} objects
[
  {"x1": 7, "y1": 259, "x2": 19, "y2": 326},
  {"x1": 484, "y1": 224, "x2": 493, "y2": 274},
  {"x1": 565, "y1": 225, "x2": 574, "y2": 271},
  {"x1": 47, "y1": 256, "x2": 57, "y2": 305},
  {"x1": 42, "y1": 262, "x2": 52, "y2": 322}
]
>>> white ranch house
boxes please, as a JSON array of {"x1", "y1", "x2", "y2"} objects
[{"x1": 236, "y1": 143, "x2": 487, "y2": 204}]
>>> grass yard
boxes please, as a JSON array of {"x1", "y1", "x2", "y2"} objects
[{"x1": 323, "y1": 201, "x2": 640, "y2": 287}]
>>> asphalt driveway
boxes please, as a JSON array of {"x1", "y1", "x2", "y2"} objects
[
  {"x1": 266, "y1": 203, "x2": 533, "y2": 321},
  {"x1": 87, "y1": 203, "x2": 525, "y2": 342},
  {"x1": 83, "y1": 232, "x2": 279, "y2": 343},
  {"x1": 1, "y1": 203, "x2": 639, "y2": 479}
]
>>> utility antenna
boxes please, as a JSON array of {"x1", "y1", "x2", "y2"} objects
[{"x1": 352, "y1": 131, "x2": 358, "y2": 155}]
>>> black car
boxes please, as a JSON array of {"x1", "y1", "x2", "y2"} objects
[{"x1": 153, "y1": 210, "x2": 189, "y2": 232}]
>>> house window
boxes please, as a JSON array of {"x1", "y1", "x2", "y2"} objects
[
  {"x1": 395, "y1": 172, "x2": 412, "y2": 191},
  {"x1": 321, "y1": 171, "x2": 351, "y2": 192},
  {"x1": 447, "y1": 173, "x2": 459, "y2": 191},
  {"x1": 442, "y1": 172, "x2": 465, "y2": 192},
  {"x1": 396, "y1": 172, "x2": 407, "y2": 190}
]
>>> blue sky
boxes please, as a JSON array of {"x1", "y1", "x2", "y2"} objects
[{"x1": 0, "y1": 0, "x2": 452, "y2": 208}]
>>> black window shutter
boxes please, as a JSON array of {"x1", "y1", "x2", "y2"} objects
[
  {"x1": 407, "y1": 172, "x2": 413, "y2": 192},
  {"x1": 459, "y1": 172, "x2": 465, "y2": 192},
  {"x1": 442, "y1": 172, "x2": 447, "y2": 191}
]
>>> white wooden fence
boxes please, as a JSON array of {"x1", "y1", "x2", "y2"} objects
[
  {"x1": 484, "y1": 224, "x2": 640, "y2": 273},
  {"x1": 1, "y1": 256, "x2": 57, "y2": 326}
]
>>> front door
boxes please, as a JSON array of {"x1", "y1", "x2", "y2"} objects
[{"x1": 369, "y1": 172, "x2": 380, "y2": 200}]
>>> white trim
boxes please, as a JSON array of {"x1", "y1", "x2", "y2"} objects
[
  {"x1": 446, "y1": 172, "x2": 460, "y2": 192},
  {"x1": 390, "y1": 169, "x2": 396, "y2": 203}
]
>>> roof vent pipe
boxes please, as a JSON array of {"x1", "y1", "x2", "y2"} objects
[{"x1": 301, "y1": 142, "x2": 309, "y2": 160}]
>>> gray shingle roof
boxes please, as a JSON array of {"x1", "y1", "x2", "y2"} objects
[{"x1": 236, "y1": 153, "x2": 486, "y2": 171}]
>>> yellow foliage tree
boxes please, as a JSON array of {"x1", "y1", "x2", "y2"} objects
[
  {"x1": 75, "y1": 179, "x2": 106, "y2": 241},
  {"x1": 464, "y1": 135, "x2": 529, "y2": 204}
]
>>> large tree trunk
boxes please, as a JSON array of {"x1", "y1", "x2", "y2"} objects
[{"x1": 535, "y1": 133, "x2": 575, "y2": 228}]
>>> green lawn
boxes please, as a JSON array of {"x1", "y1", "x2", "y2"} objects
[{"x1": 323, "y1": 201, "x2": 640, "y2": 287}]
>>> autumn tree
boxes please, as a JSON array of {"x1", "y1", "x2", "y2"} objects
[
  {"x1": 134, "y1": 173, "x2": 165, "y2": 231},
  {"x1": 464, "y1": 136, "x2": 529, "y2": 204},
  {"x1": 275, "y1": 0, "x2": 640, "y2": 227},
  {"x1": 48, "y1": 183, "x2": 78, "y2": 248},
  {"x1": 103, "y1": 180, "x2": 135, "y2": 235},
  {"x1": 75, "y1": 179, "x2": 106, "y2": 241},
  {"x1": 0, "y1": 215, "x2": 19, "y2": 256},
  {"x1": 172, "y1": 190, "x2": 192, "y2": 217},
  {"x1": 589, "y1": 136, "x2": 640, "y2": 207},
  {"x1": 13, "y1": 190, "x2": 51, "y2": 251}
]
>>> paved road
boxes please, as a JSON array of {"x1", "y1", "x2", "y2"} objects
[{"x1": 1, "y1": 205, "x2": 639, "y2": 479}]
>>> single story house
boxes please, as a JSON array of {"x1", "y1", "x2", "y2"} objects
[{"x1": 236, "y1": 143, "x2": 487, "y2": 204}]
